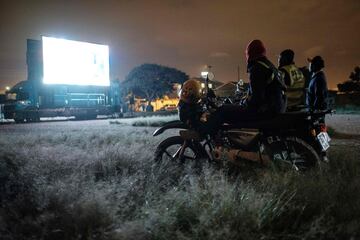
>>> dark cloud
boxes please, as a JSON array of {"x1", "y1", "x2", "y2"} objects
[{"x1": 0, "y1": 0, "x2": 359, "y2": 90}]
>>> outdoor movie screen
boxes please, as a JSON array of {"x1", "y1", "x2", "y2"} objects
[{"x1": 42, "y1": 36, "x2": 110, "y2": 86}]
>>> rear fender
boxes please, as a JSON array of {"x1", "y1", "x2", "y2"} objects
[{"x1": 153, "y1": 120, "x2": 189, "y2": 136}]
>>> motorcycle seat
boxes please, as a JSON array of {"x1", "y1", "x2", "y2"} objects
[{"x1": 222, "y1": 111, "x2": 311, "y2": 130}]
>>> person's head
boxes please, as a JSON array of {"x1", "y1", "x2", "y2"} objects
[
  {"x1": 179, "y1": 79, "x2": 202, "y2": 103},
  {"x1": 278, "y1": 49, "x2": 295, "y2": 67},
  {"x1": 308, "y1": 56, "x2": 325, "y2": 73},
  {"x1": 246, "y1": 39, "x2": 266, "y2": 62}
]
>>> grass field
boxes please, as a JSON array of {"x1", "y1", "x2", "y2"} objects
[{"x1": 0, "y1": 117, "x2": 360, "y2": 240}]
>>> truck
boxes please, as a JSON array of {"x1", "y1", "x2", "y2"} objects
[{"x1": 3, "y1": 37, "x2": 121, "y2": 123}]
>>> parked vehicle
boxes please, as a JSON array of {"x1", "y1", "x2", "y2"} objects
[
  {"x1": 159, "y1": 104, "x2": 177, "y2": 112},
  {"x1": 153, "y1": 77, "x2": 332, "y2": 171},
  {"x1": 3, "y1": 37, "x2": 121, "y2": 123}
]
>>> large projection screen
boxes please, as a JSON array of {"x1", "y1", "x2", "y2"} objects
[{"x1": 42, "y1": 36, "x2": 110, "y2": 86}]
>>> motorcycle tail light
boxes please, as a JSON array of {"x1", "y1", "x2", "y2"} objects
[{"x1": 320, "y1": 124, "x2": 327, "y2": 132}]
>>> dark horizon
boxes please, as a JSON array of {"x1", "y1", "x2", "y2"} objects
[{"x1": 0, "y1": 0, "x2": 359, "y2": 92}]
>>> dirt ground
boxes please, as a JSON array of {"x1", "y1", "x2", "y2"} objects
[{"x1": 326, "y1": 114, "x2": 360, "y2": 135}]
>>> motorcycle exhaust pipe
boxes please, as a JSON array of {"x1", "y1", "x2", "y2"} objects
[
  {"x1": 213, "y1": 147, "x2": 271, "y2": 165},
  {"x1": 230, "y1": 150, "x2": 271, "y2": 165}
]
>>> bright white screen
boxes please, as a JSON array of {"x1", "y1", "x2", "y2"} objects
[{"x1": 42, "y1": 36, "x2": 110, "y2": 86}]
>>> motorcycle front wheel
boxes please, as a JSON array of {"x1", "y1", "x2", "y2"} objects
[
  {"x1": 264, "y1": 136, "x2": 321, "y2": 171},
  {"x1": 154, "y1": 136, "x2": 207, "y2": 165}
]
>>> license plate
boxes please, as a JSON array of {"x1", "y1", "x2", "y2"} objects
[{"x1": 317, "y1": 132, "x2": 331, "y2": 151}]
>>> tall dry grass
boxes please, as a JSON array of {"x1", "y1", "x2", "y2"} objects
[
  {"x1": 0, "y1": 119, "x2": 359, "y2": 239},
  {"x1": 110, "y1": 114, "x2": 179, "y2": 127}
]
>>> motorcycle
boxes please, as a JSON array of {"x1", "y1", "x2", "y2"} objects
[{"x1": 153, "y1": 76, "x2": 333, "y2": 171}]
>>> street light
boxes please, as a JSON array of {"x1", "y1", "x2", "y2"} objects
[
  {"x1": 201, "y1": 65, "x2": 215, "y2": 81},
  {"x1": 201, "y1": 65, "x2": 215, "y2": 80},
  {"x1": 5, "y1": 86, "x2": 10, "y2": 91},
  {"x1": 201, "y1": 71, "x2": 208, "y2": 79}
]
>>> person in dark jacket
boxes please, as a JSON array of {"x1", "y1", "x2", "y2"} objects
[
  {"x1": 306, "y1": 56, "x2": 328, "y2": 111},
  {"x1": 206, "y1": 40, "x2": 286, "y2": 130},
  {"x1": 209, "y1": 40, "x2": 286, "y2": 126},
  {"x1": 306, "y1": 55, "x2": 329, "y2": 162},
  {"x1": 178, "y1": 40, "x2": 286, "y2": 136},
  {"x1": 244, "y1": 40, "x2": 287, "y2": 115},
  {"x1": 278, "y1": 49, "x2": 306, "y2": 110}
]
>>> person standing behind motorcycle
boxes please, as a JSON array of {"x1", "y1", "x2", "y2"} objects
[
  {"x1": 306, "y1": 56, "x2": 328, "y2": 112},
  {"x1": 307, "y1": 56, "x2": 329, "y2": 163},
  {"x1": 278, "y1": 49, "x2": 306, "y2": 110}
]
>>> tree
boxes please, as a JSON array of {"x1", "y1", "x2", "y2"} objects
[
  {"x1": 349, "y1": 66, "x2": 360, "y2": 82},
  {"x1": 122, "y1": 64, "x2": 188, "y2": 101},
  {"x1": 337, "y1": 66, "x2": 360, "y2": 93}
]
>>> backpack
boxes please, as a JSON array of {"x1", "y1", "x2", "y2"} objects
[
  {"x1": 257, "y1": 60, "x2": 287, "y2": 113},
  {"x1": 257, "y1": 61, "x2": 287, "y2": 90}
]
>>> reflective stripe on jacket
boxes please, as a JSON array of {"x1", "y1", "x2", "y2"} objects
[
  {"x1": 247, "y1": 57, "x2": 286, "y2": 114},
  {"x1": 280, "y1": 64, "x2": 305, "y2": 107}
]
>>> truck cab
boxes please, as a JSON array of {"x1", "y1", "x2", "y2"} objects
[
  {"x1": 3, "y1": 81, "x2": 39, "y2": 123},
  {"x1": 3, "y1": 37, "x2": 120, "y2": 123},
  {"x1": 3, "y1": 80, "x2": 114, "y2": 122}
]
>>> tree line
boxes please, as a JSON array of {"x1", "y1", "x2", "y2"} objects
[
  {"x1": 337, "y1": 66, "x2": 360, "y2": 93},
  {"x1": 118, "y1": 64, "x2": 360, "y2": 101}
]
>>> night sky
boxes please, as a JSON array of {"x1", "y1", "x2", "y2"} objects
[{"x1": 0, "y1": 0, "x2": 359, "y2": 91}]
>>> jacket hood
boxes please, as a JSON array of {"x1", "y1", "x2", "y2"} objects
[{"x1": 246, "y1": 40, "x2": 266, "y2": 63}]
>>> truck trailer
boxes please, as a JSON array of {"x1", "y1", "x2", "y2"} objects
[{"x1": 3, "y1": 37, "x2": 120, "y2": 122}]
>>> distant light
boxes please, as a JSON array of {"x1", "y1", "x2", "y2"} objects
[
  {"x1": 5, "y1": 86, "x2": 10, "y2": 91},
  {"x1": 201, "y1": 83, "x2": 205, "y2": 88},
  {"x1": 209, "y1": 83, "x2": 213, "y2": 89},
  {"x1": 201, "y1": 71, "x2": 208, "y2": 79}
]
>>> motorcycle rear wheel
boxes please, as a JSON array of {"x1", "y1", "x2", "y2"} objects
[{"x1": 264, "y1": 136, "x2": 321, "y2": 171}]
